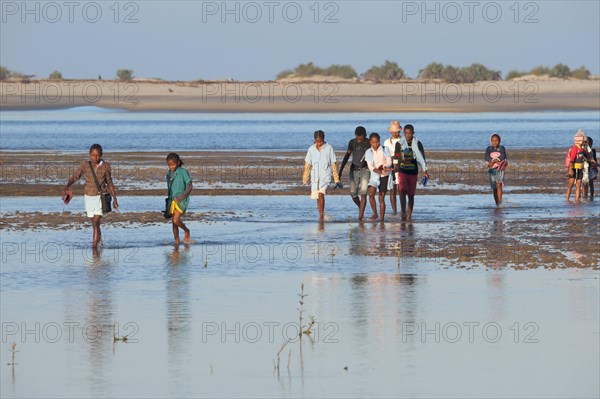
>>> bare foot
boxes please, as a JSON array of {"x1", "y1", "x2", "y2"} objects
[
  {"x1": 174, "y1": 237, "x2": 180, "y2": 245},
  {"x1": 183, "y1": 230, "x2": 191, "y2": 244},
  {"x1": 400, "y1": 212, "x2": 406, "y2": 221},
  {"x1": 369, "y1": 215, "x2": 379, "y2": 221}
]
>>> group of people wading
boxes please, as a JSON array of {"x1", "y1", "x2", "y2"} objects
[{"x1": 303, "y1": 121, "x2": 429, "y2": 222}]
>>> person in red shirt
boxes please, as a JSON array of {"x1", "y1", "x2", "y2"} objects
[{"x1": 566, "y1": 130, "x2": 594, "y2": 203}]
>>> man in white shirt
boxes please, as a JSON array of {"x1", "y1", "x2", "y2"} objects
[
  {"x1": 365, "y1": 132, "x2": 392, "y2": 222},
  {"x1": 383, "y1": 120, "x2": 402, "y2": 215}
]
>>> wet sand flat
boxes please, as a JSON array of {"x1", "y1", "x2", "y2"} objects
[{"x1": 0, "y1": 149, "x2": 572, "y2": 197}]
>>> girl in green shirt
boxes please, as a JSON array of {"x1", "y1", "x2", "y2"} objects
[{"x1": 166, "y1": 153, "x2": 193, "y2": 244}]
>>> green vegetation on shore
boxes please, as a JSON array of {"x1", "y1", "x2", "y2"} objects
[
  {"x1": 276, "y1": 61, "x2": 593, "y2": 83},
  {"x1": 276, "y1": 62, "x2": 357, "y2": 80},
  {"x1": 506, "y1": 64, "x2": 591, "y2": 80},
  {"x1": 418, "y1": 62, "x2": 501, "y2": 83},
  {"x1": 0, "y1": 63, "x2": 594, "y2": 83}
]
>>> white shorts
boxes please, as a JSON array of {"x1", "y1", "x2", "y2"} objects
[
  {"x1": 84, "y1": 195, "x2": 103, "y2": 218},
  {"x1": 310, "y1": 187, "x2": 326, "y2": 200}
]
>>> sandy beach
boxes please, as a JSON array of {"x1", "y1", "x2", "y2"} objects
[{"x1": 1, "y1": 79, "x2": 599, "y2": 112}]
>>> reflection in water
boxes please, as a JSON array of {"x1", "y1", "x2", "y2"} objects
[
  {"x1": 349, "y1": 273, "x2": 420, "y2": 348},
  {"x1": 487, "y1": 209, "x2": 507, "y2": 319},
  {"x1": 318, "y1": 220, "x2": 325, "y2": 232},
  {"x1": 84, "y1": 249, "x2": 114, "y2": 397},
  {"x1": 165, "y1": 245, "x2": 193, "y2": 397},
  {"x1": 345, "y1": 272, "x2": 422, "y2": 387}
]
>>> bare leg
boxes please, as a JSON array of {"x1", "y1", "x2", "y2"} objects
[
  {"x1": 492, "y1": 188, "x2": 499, "y2": 206},
  {"x1": 352, "y1": 196, "x2": 360, "y2": 207},
  {"x1": 317, "y1": 193, "x2": 325, "y2": 220},
  {"x1": 172, "y1": 210, "x2": 190, "y2": 244},
  {"x1": 368, "y1": 187, "x2": 378, "y2": 220},
  {"x1": 389, "y1": 185, "x2": 397, "y2": 215},
  {"x1": 379, "y1": 192, "x2": 387, "y2": 222},
  {"x1": 583, "y1": 181, "x2": 589, "y2": 198},
  {"x1": 590, "y1": 180, "x2": 595, "y2": 198},
  {"x1": 497, "y1": 184, "x2": 503, "y2": 205},
  {"x1": 91, "y1": 215, "x2": 102, "y2": 248},
  {"x1": 399, "y1": 191, "x2": 407, "y2": 220},
  {"x1": 406, "y1": 195, "x2": 415, "y2": 221},
  {"x1": 566, "y1": 177, "x2": 575, "y2": 201},
  {"x1": 575, "y1": 180, "x2": 582, "y2": 203},
  {"x1": 358, "y1": 195, "x2": 367, "y2": 221}
]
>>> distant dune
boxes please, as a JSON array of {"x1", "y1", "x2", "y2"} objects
[{"x1": 1, "y1": 78, "x2": 598, "y2": 112}]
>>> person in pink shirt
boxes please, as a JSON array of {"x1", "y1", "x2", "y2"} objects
[
  {"x1": 484, "y1": 133, "x2": 508, "y2": 207},
  {"x1": 365, "y1": 132, "x2": 392, "y2": 222}
]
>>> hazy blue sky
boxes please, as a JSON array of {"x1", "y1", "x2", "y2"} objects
[{"x1": 1, "y1": 0, "x2": 599, "y2": 80}]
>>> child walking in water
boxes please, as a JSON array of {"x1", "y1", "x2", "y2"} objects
[
  {"x1": 485, "y1": 133, "x2": 508, "y2": 207},
  {"x1": 303, "y1": 130, "x2": 340, "y2": 221},
  {"x1": 365, "y1": 132, "x2": 392, "y2": 222},
  {"x1": 166, "y1": 153, "x2": 193, "y2": 244},
  {"x1": 62, "y1": 144, "x2": 118, "y2": 248},
  {"x1": 395, "y1": 124, "x2": 428, "y2": 221}
]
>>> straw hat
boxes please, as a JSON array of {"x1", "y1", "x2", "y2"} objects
[
  {"x1": 574, "y1": 129, "x2": 586, "y2": 145},
  {"x1": 388, "y1": 120, "x2": 402, "y2": 133}
]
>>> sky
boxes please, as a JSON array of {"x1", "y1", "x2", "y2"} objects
[{"x1": 1, "y1": 0, "x2": 599, "y2": 81}]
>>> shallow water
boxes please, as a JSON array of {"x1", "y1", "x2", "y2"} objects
[
  {"x1": 1, "y1": 109, "x2": 598, "y2": 151},
  {"x1": 1, "y1": 194, "x2": 599, "y2": 397},
  {"x1": 1, "y1": 193, "x2": 598, "y2": 224}
]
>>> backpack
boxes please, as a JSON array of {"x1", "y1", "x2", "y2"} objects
[{"x1": 565, "y1": 147, "x2": 572, "y2": 169}]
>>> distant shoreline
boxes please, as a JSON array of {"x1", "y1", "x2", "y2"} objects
[{"x1": 1, "y1": 79, "x2": 599, "y2": 113}]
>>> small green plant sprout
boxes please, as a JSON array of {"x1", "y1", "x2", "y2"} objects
[
  {"x1": 329, "y1": 247, "x2": 338, "y2": 267},
  {"x1": 8, "y1": 342, "x2": 18, "y2": 366},
  {"x1": 112, "y1": 323, "x2": 129, "y2": 342},
  {"x1": 302, "y1": 316, "x2": 316, "y2": 336},
  {"x1": 275, "y1": 340, "x2": 289, "y2": 373},
  {"x1": 298, "y1": 283, "x2": 307, "y2": 337}
]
